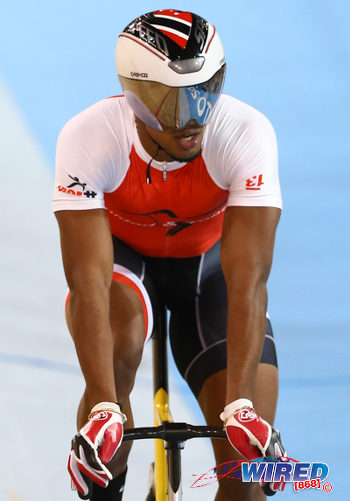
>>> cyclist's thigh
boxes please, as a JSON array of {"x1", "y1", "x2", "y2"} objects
[{"x1": 168, "y1": 239, "x2": 278, "y2": 400}]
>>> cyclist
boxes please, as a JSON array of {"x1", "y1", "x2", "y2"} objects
[{"x1": 54, "y1": 9, "x2": 286, "y2": 501}]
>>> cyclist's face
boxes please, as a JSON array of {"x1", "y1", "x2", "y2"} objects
[{"x1": 145, "y1": 121, "x2": 206, "y2": 162}]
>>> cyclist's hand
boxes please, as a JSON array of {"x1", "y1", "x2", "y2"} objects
[
  {"x1": 68, "y1": 402, "x2": 127, "y2": 497},
  {"x1": 220, "y1": 399, "x2": 287, "y2": 495}
]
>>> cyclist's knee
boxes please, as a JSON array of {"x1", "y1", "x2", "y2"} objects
[
  {"x1": 110, "y1": 280, "x2": 146, "y2": 396},
  {"x1": 113, "y1": 344, "x2": 143, "y2": 397}
]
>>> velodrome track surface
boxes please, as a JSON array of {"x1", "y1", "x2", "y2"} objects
[{"x1": 1, "y1": 1, "x2": 349, "y2": 499}]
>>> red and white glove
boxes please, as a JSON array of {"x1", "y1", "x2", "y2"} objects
[
  {"x1": 220, "y1": 398, "x2": 287, "y2": 495},
  {"x1": 68, "y1": 402, "x2": 127, "y2": 498}
]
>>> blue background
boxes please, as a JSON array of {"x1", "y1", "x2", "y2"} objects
[{"x1": 1, "y1": 1, "x2": 348, "y2": 498}]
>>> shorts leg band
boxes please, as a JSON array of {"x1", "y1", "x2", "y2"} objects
[
  {"x1": 260, "y1": 317, "x2": 278, "y2": 368},
  {"x1": 112, "y1": 264, "x2": 153, "y2": 342}
]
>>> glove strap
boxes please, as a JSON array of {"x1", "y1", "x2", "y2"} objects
[
  {"x1": 89, "y1": 402, "x2": 127, "y2": 423},
  {"x1": 220, "y1": 398, "x2": 253, "y2": 424}
]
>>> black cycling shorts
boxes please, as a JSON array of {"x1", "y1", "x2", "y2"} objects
[{"x1": 111, "y1": 236, "x2": 278, "y2": 398}]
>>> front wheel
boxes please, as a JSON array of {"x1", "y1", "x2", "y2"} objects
[
  {"x1": 146, "y1": 462, "x2": 156, "y2": 501},
  {"x1": 166, "y1": 446, "x2": 182, "y2": 501},
  {"x1": 261, "y1": 483, "x2": 277, "y2": 496}
]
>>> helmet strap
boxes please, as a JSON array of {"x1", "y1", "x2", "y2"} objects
[{"x1": 146, "y1": 145, "x2": 160, "y2": 184}]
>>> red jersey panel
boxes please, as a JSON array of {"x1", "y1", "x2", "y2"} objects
[
  {"x1": 104, "y1": 146, "x2": 228, "y2": 257},
  {"x1": 54, "y1": 95, "x2": 282, "y2": 258}
]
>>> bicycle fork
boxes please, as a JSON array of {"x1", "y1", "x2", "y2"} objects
[{"x1": 152, "y1": 306, "x2": 182, "y2": 500}]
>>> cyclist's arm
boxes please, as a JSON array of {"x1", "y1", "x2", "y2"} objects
[
  {"x1": 55, "y1": 208, "x2": 116, "y2": 411},
  {"x1": 220, "y1": 205, "x2": 280, "y2": 405}
]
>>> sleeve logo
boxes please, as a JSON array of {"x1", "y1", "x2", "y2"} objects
[
  {"x1": 246, "y1": 174, "x2": 264, "y2": 191},
  {"x1": 56, "y1": 174, "x2": 97, "y2": 199}
]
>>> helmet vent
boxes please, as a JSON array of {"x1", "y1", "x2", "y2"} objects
[{"x1": 168, "y1": 57, "x2": 205, "y2": 74}]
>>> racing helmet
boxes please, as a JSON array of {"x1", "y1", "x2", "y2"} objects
[{"x1": 116, "y1": 9, "x2": 226, "y2": 130}]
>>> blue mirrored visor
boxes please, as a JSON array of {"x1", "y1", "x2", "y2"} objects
[{"x1": 119, "y1": 65, "x2": 226, "y2": 130}]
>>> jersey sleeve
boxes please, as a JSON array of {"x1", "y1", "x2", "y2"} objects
[
  {"x1": 53, "y1": 100, "x2": 127, "y2": 212},
  {"x1": 204, "y1": 95, "x2": 282, "y2": 209}
]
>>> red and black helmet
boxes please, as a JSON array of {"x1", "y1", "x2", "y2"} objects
[{"x1": 116, "y1": 9, "x2": 226, "y2": 130}]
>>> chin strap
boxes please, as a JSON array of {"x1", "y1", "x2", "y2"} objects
[{"x1": 146, "y1": 145, "x2": 160, "y2": 184}]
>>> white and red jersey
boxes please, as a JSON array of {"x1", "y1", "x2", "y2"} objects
[{"x1": 53, "y1": 94, "x2": 282, "y2": 257}]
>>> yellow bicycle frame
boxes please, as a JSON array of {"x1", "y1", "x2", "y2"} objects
[
  {"x1": 121, "y1": 305, "x2": 226, "y2": 500},
  {"x1": 153, "y1": 388, "x2": 173, "y2": 500}
]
